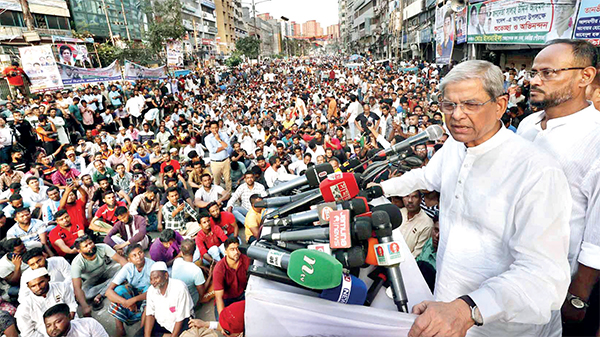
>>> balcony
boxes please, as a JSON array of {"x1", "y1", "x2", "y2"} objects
[{"x1": 0, "y1": 26, "x2": 72, "y2": 39}]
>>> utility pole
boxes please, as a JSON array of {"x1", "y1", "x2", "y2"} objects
[
  {"x1": 18, "y1": 0, "x2": 35, "y2": 31},
  {"x1": 100, "y1": 0, "x2": 116, "y2": 45},
  {"x1": 119, "y1": 0, "x2": 131, "y2": 41}
]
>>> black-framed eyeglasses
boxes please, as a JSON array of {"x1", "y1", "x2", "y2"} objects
[
  {"x1": 439, "y1": 97, "x2": 496, "y2": 115},
  {"x1": 527, "y1": 67, "x2": 585, "y2": 81}
]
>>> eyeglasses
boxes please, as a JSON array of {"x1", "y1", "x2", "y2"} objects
[
  {"x1": 439, "y1": 97, "x2": 496, "y2": 115},
  {"x1": 527, "y1": 67, "x2": 585, "y2": 81}
]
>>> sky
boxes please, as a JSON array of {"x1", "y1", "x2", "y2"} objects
[{"x1": 251, "y1": 0, "x2": 339, "y2": 29}]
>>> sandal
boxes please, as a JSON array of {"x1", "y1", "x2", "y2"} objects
[{"x1": 91, "y1": 294, "x2": 105, "y2": 311}]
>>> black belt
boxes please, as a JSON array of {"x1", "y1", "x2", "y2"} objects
[{"x1": 211, "y1": 157, "x2": 229, "y2": 163}]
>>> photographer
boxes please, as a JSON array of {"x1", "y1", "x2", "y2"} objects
[{"x1": 1, "y1": 62, "x2": 29, "y2": 99}]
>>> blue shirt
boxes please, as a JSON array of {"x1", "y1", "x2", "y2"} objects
[
  {"x1": 205, "y1": 131, "x2": 230, "y2": 161},
  {"x1": 172, "y1": 258, "x2": 206, "y2": 304},
  {"x1": 112, "y1": 258, "x2": 155, "y2": 293},
  {"x1": 109, "y1": 91, "x2": 122, "y2": 106}
]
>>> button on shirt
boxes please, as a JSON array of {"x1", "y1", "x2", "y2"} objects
[
  {"x1": 205, "y1": 131, "x2": 230, "y2": 161},
  {"x1": 518, "y1": 104, "x2": 600, "y2": 275},
  {"x1": 226, "y1": 182, "x2": 266, "y2": 211},
  {"x1": 381, "y1": 127, "x2": 571, "y2": 337},
  {"x1": 146, "y1": 278, "x2": 194, "y2": 333}
]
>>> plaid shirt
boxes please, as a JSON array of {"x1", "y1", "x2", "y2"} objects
[{"x1": 161, "y1": 201, "x2": 198, "y2": 231}]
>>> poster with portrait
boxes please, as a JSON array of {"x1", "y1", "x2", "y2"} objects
[
  {"x1": 18, "y1": 45, "x2": 64, "y2": 93},
  {"x1": 435, "y1": 2, "x2": 455, "y2": 65},
  {"x1": 573, "y1": 0, "x2": 600, "y2": 45},
  {"x1": 166, "y1": 40, "x2": 184, "y2": 68},
  {"x1": 455, "y1": 6, "x2": 468, "y2": 44},
  {"x1": 58, "y1": 60, "x2": 121, "y2": 85},
  {"x1": 124, "y1": 60, "x2": 168, "y2": 81},
  {"x1": 467, "y1": 0, "x2": 579, "y2": 44},
  {"x1": 56, "y1": 44, "x2": 90, "y2": 66}
]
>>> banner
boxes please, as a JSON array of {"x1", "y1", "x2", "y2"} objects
[
  {"x1": 58, "y1": 60, "x2": 121, "y2": 85},
  {"x1": 573, "y1": 0, "x2": 600, "y2": 45},
  {"x1": 56, "y1": 44, "x2": 89, "y2": 66},
  {"x1": 435, "y1": 2, "x2": 455, "y2": 65},
  {"x1": 19, "y1": 45, "x2": 63, "y2": 93},
  {"x1": 455, "y1": 6, "x2": 468, "y2": 44},
  {"x1": 166, "y1": 40, "x2": 183, "y2": 68},
  {"x1": 467, "y1": 0, "x2": 579, "y2": 44},
  {"x1": 124, "y1": 60, "x2": 167, "y2": 81}
]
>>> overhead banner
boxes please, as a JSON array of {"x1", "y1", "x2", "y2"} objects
[
  {"x1": 19, "y1": 45, "x2": 63, "y2": 93},
  {"x1": 124, "y1": 60, "x2": 167, "y2": 81},
  {"x1": 455, "y1": 6, "x2": 468, "y2": 44},
  {"x1": 435, "y1": 2, "x2": 455, "y2": 65},
  {"x1": 56, "y1": 44, "x2": 89, "y2": 66},
  {"x1": 573, "y1": 0, "x2": 600, "y2": 45},
  {"x1": 58, "y1": 60, "x2": 121, "y2": 85},
  {"x1": 467, "y1": 0, "x2": 579, "y2": 44},
  {"x1": 166, "y1": 40, "x2": 183, "y2": 68}
]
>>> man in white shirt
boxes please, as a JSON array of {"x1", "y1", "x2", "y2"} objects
[
  {"x1": 43, "y1": 303, "x2": 108, "y2": 337},
  {"x1": 194, "y1": 173, "x2": 230, "y2": 209},
  {"x1": 19, "y1": 247, "x2": 71, "y2": 303},
  {"x1": 143, "y1": 261, "x2": 194, "y2": 337},
  {"x1": 21, "y1": 176, "x2": 49, "y2": 211},
  {"x1": 517, "y1": 40, "x2": 600, "y2": 336},
  {"x1": 264, "y1": 156, "x2": 298, "y2": 188},
  {"x1": 346, "y1": 94, "x2": 363, "y2": 140},
  {"x1": 226, "y1": 172, "x2": 266, "y2": 224},
  {"x1": 376, "y1": 60, "x2": 571, "y2": 337},
  {"x1": 15, "y1": 267, "x2": 78, "y2": 337},
  {"x1": 181, "y1": 137, "x2": 205, "y2": 162}
]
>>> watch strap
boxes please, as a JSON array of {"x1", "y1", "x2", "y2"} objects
[{"x1": 459, "y1": 295, "x2": 483, "y2": 326}]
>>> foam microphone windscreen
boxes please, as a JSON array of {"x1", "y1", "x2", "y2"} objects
[
  {"x1": 319, "y1": 274, "x2": 368, "y2": 305},
  {"x1": 287, "y1": 249, "x2": 343, "y2": 290},
  {"x1": 319, "y1": 172, "x2": 361, "y2": 202},
  {"x1": 343, "y1": 196, "x2": 369, "y2": 215},
  {"x1": 333, "y1": 246, "x2": 366, "y2": 268},
  {"x1": 371, "y1": 204, "x2": 403, "y2": 230}
]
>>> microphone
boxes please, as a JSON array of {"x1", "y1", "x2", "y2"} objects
[
  {"x1": 255, "y1": 189, "x2": 320, "y2": 209},
  {"x1": 333, "y1": 245, "x2": 367, "y2": 269},
  {"x1": 262, "y1": 197, "x2": 369, "y2": 227},
  {"x1": 264, "y1": 215, "x2": 372, "y2": 243},
  {"x1": 371, "y1": 203, "x2": 403, "y2": 230},
  {"x1": 265, "y1": 172, "x2": 362, "y2": 219},
  {"x1": 319, "y1": 274, "x2": 368, "y2": 305},
  {"x1": 365, "y1": 266, "x2": 388, "y2": 306},
  {"x1": 247, "y1": 245, "x2": 343, "y2": 290},
  {"x1": 375, "y1": 125, "x2": 444, "y2": 158},
  {"x1": 371, "y1": 210, "x2": 409, "y2": 313},
  {"x1": 357, "y1": 185, "x2": 384, "y2": 200},
  {"x1": 265, "y1": 163, "x2": 334, "y2": 196},
  {"x1": 340, "y1": 157, "x2": 363, "y2": 173}
]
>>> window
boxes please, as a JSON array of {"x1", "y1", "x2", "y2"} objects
[
  {"x1": 33, "y1": 14, "x2": 47, "y2": 29},
  {"x1": 0, "y1": 10, "x2": 23, "y2": 27},
  {"x1": 46, "y1": 15, "x2": 70, "y2": 30}
]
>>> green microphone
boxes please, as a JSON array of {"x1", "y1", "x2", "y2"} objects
[
  {"x1": 247, "y1": 245, "x2": 343, "y2": 290},
  {"x1": 287, "y1": 249, "x2": 343, "y2": 290}
]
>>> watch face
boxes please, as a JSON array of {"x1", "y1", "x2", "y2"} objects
[{"x1": 571, "y1": 298, "x2": 586, "y2": 309}]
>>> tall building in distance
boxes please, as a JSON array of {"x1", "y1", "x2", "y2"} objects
[
  {"x1": 302, "y1": 20, "x2": 323, "y2": 37},
  {"x1": 214, "y1": 0, "x2": 236, "y2": 54},
  {"x1": 326, "y1": 24, "x2": 340, "y2": 40},
  {"x1": 291, "y1": 21, "x2": 301, "y2": 36}
]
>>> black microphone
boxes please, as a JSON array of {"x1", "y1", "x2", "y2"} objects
[
  {"x1": 255, "y1": 189, "x2": 320, "y2": 209},
  {"x1": 375, "y1": 125, "x2": 444, "y2": 158},
  {"x1": 262, "y1": 197, "x2": 369, "y2": 227},
  {"x1": 372, "y1": 210, "x2": 409, "y2": 313},
  {"x1": 265, "y1": 163, "x2": 334, "y2": 196},
  {"x1": 357, "y1": 185, "x2": 384, "y2": 200},
  {"x1": 340, "y1": 157, "x2": 363, "y2": 173}
]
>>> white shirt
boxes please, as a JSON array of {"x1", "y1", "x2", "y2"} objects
[
  {"x1": 346, "y1": 101, "x2": 363, "y2": 124},
  {"x1": 518, "y1": 104, "x2": 600, "y2": 274},
  {"x1": 19, "y1": 256, "x2": 72, "y2": 302},
  {"x1": 15, "y1": 282, "x2": 78, "y2": 337},
  {"x1": 194, "y1": 185, "x2": 225, "y2": 204},
  {"x1": 288, "y1": 160, "x2": 308, "y2": 175},
  {"x1": 64, "y1": 318, "x2": 109, "y2": 337},
  {"x1": 125, "y1": 95, "x2": 145, "y2": 117},
  {"x1": 21, "y1": 185, "x2": 49, "y2": 205},
  {"x1": 146, "y1": 278, "x2": 194, "y2": 333},
  {"x1": 381, "y1": 127, "x2": 571, "y2": 337},
  {"x1": 264, "y1": 166, "x2": 298, "y2": 188},
  {"x1": 0, "y1": 125, "x2": 13, "y2": 147}
]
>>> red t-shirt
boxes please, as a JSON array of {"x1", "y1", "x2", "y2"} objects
[
  {"x1": 210, "y1": 211, "x2": 236, "y2": 236},
  {"x1": 60, "y1": 199, "x2": 89, "y2": 229},
  {"x1": 94, "y1": 201, "x2": 126, "y2": 225},
  {"x1": 213, "y1": 254, "x2": 250, "y2": 300},
  {"x1": 49, "y1": 224, "x2": 83, "y2": 256},
  {"x1": 2, "y1": 66, "x2": 25, "y2": 86},
  {"x1": 160, "y1": 160, "x2": 181, "y2": 173},
  {"x1": 195, "y1": 225, "x2": 228, "y2": 257}
]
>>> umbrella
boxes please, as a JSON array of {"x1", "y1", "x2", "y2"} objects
[{"x1": 349, "y1": 54, "x2": 363, "y2": 61}]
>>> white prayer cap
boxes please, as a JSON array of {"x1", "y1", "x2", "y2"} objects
[
  {"x1": 150, "y1": 261, "x2": 168, "y2": 272},
  {"x1": 22, "y1": 267, "x2": 49, "y2": 284}
]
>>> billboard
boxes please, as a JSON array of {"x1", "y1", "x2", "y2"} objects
[
  {"x1": 124, "y1": 60, "x2": 167, "y2": 81},
  {"x1": 435, "y1": 2, "x2": 455, "y2": 65},
  {"x1": 58, "y1": 60, "x2": 121, "y2": 85},
  {"x1": 573, "y1": 0, "x2": 600, "y2": 45},
  {"x1": 56, "y1": 44, "x2": 89, "y2": 66},
  {"x1": 166, "y1": 40, "x2": 184, "y2": 68},
  {"x1": 19, "y1": 45, "x2": 63, "y2": 92}
]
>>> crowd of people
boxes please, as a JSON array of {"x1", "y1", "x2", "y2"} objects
[{"x1": 0, "y1": 38, "x2": 597, "y2": 337}]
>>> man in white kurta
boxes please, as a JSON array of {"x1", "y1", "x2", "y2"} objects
[
  {"x1": 517, "y1": 40, "x2": 600, "y2": 336},
  {"x1": 377, "y1": 60, "x2": 571, "y2": 337},
  {"x1": 15, "y1": 268, "x2": 78, "y2": 337}
]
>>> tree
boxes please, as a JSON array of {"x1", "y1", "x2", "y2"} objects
[
  {"x1": 235, "y1": 37, "x2": 261, "y2": 59},
  {"x1": 225, "y1": 51, "x2": 243, "y2": 68},
  {"x1": 144, "y1": 0, "x2": 186, "y2": 56}
]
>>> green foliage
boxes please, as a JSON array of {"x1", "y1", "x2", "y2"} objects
[
  {"x1": 225, "y1": 51, "x2": 243, "y2": 68},
  {"x1": 144, "y1": 0, "x2": 186, "y2": 55},
  {"x1": 235, "y1": 37, "x2": 260, "y2": 59},
  {"x1": 96, "y1": 41, "x2": 159, "y2": 67}
]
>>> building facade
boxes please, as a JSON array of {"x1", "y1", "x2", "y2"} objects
[
  {"x1": 302, "y1": 20, "x2": 323, "y2": 37},
  {"x1": 214, "y1": 0, "x2": 235, "y2": 54},
  {"x1": 67, "y1": 0, "x2": 144, "y2": 41}
]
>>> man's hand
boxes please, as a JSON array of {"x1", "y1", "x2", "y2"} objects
[
  {"x1": 123, "y1": 298, "x2": 138, "y2": 312},
  {"x1": 11, "y1": 254, "x2": 22, "y2": 268},
  {"x1": 189, "y1": 318, "x2": 209, "y2": 329},
  {"x1": 82, "y1": 304, "x2": 92, "y2": 317},
  {"x1": 177, "y1": 203, "x2": 185, "y2": 212},
  {"x1": 226, "y1": 206, "x2": 233, "y2": 213},
  {"x1": 408, "y1": 300, "x2": 474, "y2": 337},
  {"x1": 561, "y1": 298, "x2": 587, "y2": 323}
]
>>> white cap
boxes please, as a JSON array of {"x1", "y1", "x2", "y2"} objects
[
  {"x1": 22, "y1": 267, "x2": 49, "y2": 284},
  {"x1": 150, "y1": 261, "x2": 168, "y2": 272}
]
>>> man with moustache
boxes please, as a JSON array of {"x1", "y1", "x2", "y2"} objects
[
  {"x1": 19, "y1": 247, "x2": 72, "y2": 302},
  {"x1": 208, "y1": 201, "x2": 238, "y2": 239},
  {"x1": 518, "y1": 39, "x2": 600, "y2": 336},
  {"x1": 43, "y1": 303, "x2": 108, "y2": 337},
  {"x1": 15, "y1": 268, "x2": 78, "y2": 337}
]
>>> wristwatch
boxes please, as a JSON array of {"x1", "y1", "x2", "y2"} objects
[
  {"x1": 459, "y1": 295, "x2": 484, "y2": 326},
  {"x1": 567, "y1": 293, "x2": 589, "y2": 310}
]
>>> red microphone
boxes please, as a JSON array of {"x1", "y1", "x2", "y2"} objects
[{"x1": 319, "y1": 172, "x2": 362, "y2": 202}]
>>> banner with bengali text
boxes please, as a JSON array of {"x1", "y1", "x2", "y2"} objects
[
  {"x1": 18, "y1": 45, "x2": 64, "y2": 92},
  {"x1": 573, "y1": 0, "x2": 600, "y2": 45},
  {"x1": 58, "y1": 60, "x2": 121, "y2": 85},
  {"x1": 435, "y1": 2, "x2": 455, "y2": 65},
  {"x1": 467, "y1": 0, "x2": 579, "y2": 44},
  {"x1": 124, "y1": 60, "x2": 167, "y2": 81},
  {"x1": 166, "y1": 40, "x2": 183, "y2": 68}
]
